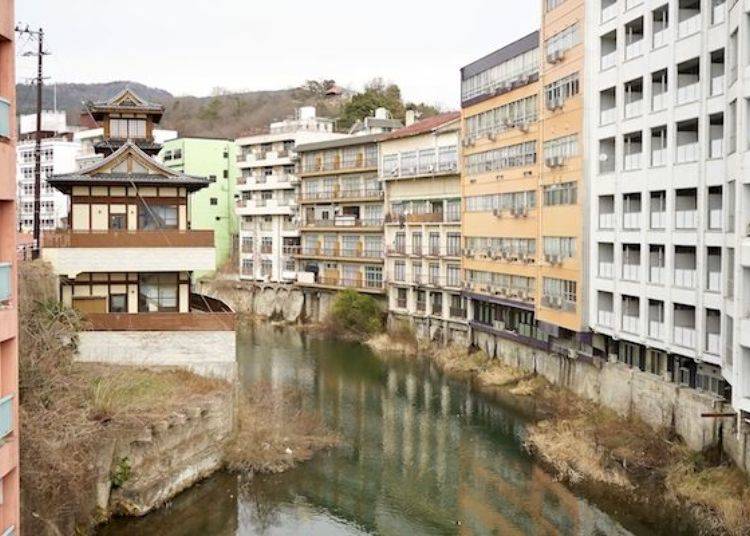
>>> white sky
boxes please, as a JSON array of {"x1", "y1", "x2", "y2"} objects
[{"x1": 15, "y1": 0, "x2": 539, "y2": 109}]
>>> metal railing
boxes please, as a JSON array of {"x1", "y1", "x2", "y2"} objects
[
  {"x1": 300, "y1": 188, "x2": 383, "y2": 202},
  {"x1": 302, "y1": 217, "x2": 384, "y2": 228},
  {"x1": 316, "y1": 276, "x2": 384, "y2": 290}
]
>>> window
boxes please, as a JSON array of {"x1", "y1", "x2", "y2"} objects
[
  {"x1": 210, "y1": 197, "x2": 218, "y2": 206},
  {"x1": 365, "y1": 266, "x2": 383, "y2": 288},
  {"x1": 544, "y1": 73, "x2": 580, "y2": 109},
  {"x1": 447, "y1": 265, "x2": 460, "y2": 287},
  {"x1": 465, "y1": 190, "x2": 536, "y2": 212},
  {"x1": 394, "y1": 261, "x2": 405, "y2": 282},
  {"x1": 163, "y1": 150, "x2": 172, "y2": 161},
  {"x1": 0, "y1": 99, "x2": 11, "y2": 138},
  {"x1": 465, "y1": 95, "x2": 538, "y2": 138},
  {"x1": 261, "y1": 237, "x2": 273, "y2": 254},
  {"x1": 546, "y1": 24, "x2": 580, "y2": 56},
  {"x1": 109, "y1": 213, "x2": 127, "y2": 230},
  {"x1": 546, "y1": 0, "x2": 565, "y2": 11},
  {"x1": 465, "y1": 141, "x2": 537, "y2": 176},
  {"x1": 208, "y1": 175, "x2": 217, "y2": 183},
  {"x1": 138, "y1": 203, "x2": 178, "y2": 230},
  {"x1": 543, "y1": 181, "x2": 577, "y2": 206},
  {"x1": 138, "y1": 273, "x2": 178, "y2": 312},
  {"x1": 223, "y1": 170, "x2": 228, "y2": 179},
  {"x1": 109, "y1": 294, "x2": 127, "y2": 313},
  {"x1": 109, "y1": 118, "x2": 146, "y2": 139},
  {"x1": 542, "y1": 277, "x2": 577, "y2": 311},
  {"x1": 447, "y1": 233, "x2": 461, "y2": 256},
  {"x1": 461, "y1": 47, "x2": 539, "y2": 102},
  {"x1": 543, "y1": 237, "x2": 576, "y2": 259},
  {"x1": 544, "y1": 135, "x2": 578, "y2": 160}
]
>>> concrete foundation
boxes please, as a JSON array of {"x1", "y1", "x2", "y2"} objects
[{"x1": 77, "y1": 330, "x2": 237, "y2": 381}]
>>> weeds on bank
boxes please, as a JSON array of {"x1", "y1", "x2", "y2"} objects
[
  {"x1": 18, "y1": 261, "x2": 228, "y2": 535},
  {"x1": 225, "y1": 382, "x2": 342, "y2": 474}
]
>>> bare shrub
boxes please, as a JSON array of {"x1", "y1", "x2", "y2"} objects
[{"x1": 225, "y1": 382, "x2": 341, "y2": 474}]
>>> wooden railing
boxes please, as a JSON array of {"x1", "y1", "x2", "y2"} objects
[
  {"x1": 42, "y1": 230, "x2": 214, "y2": 248},
  {"x1": 85, "y1": 312, "x2": 235, "y2": 331}
]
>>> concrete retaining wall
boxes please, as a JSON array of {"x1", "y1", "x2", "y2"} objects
[
  {"x1": 95, "y1": 392, "x2": 233, "y2": 517},
  {"x1": 77, "y1": 331, "x2": 237, "y2": 381},
  {"x1": 197, "y1": 280, "x2": 306, "y2": 323},
  {"x1": 473, "y1": 330, "x2": 724, "y2": 452}
]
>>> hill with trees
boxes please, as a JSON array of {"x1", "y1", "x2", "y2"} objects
[{"x1": 16, "y1": 78, "x2": 442, "y2": 139}]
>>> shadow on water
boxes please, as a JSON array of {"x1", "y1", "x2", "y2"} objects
[{"x1": 100, "y1": 324, "x2": 698, "y2": 536}]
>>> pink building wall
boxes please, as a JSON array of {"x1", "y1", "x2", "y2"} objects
[{"x1": 0, "y1": 0, "x2": 20, "y2": 532}]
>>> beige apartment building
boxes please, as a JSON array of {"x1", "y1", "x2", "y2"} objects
[
  {"x1": 295, "y1": 113, "x2": 401, "y2": 295},
  {"x1": 382, "y1": 112, "x2": 469, "y2": 344},
  {"x1": 461, "y1": 6, "x2": 587, "y2": 357}
]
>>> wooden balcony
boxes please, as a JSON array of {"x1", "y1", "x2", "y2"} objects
[
  {"x1": 84, "y1": 312, "x2": 235, "y2": 331},
  {"x1": 42, "y1": 230, "x2": 214, "y2": 248}
]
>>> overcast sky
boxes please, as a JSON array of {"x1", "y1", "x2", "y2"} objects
[{"x1": 15, "y1": 1, "x2": 539, "y2": 109}]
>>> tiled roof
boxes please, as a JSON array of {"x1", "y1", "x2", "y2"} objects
[
  {"x1": 48, "y1": 172, "x2": 209, "y2": 190},
  {"x1": 382, "y1": 112, "x2": 460, "y2": 141}
]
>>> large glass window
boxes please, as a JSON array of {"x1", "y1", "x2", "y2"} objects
[
  {"x1": 138, "y1": 273, "x2": 178, "y2": 312},
  {"x1": 138, "y1": 203, "x2": 178, "y2": 230}
]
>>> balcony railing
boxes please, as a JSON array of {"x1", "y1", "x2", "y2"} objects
[
  {"x1": 598, "y1": 310, "x2": 614, "y2": 327},
  {"x1": 622, "y1": 315, "x2": 639, "y2": 333},
  {"x1": 0, "y1": 263, "x2": 10, "y2": 305},
  {"x1": 674, "y1": 268, "x2": 696, "y2": 288},
  {"x1": 298, "y1": 247, "x2": 383, "y2": 259},
  {"x1": 676, "y1": 83, "x2": 700, "y2": 105},
  {"x1": 652, "y1": 93, "x2": 667, "y2": 111},
  {"x1": 625, "y1": 39, "x2": 643, "y2": 60},
  {"x1": 599, "y1": 214, "x2": 615, "y2": 229},
  {"x1": 315, "y1": 276, "x2": 384, "y2": 291},
  {"x1": 449, "y1": 307, "x2": 467, "y2": 319},
  {"x1": 624, "y1": 152, "x2": 642, "y2": 171},
  {"x1": 601, "y1": 51, "x2": 617, "y2": 70},
  {"x1": 674, "y1": 325, "x2": 696, "y2": 348},
  {"x1": 601, "y1": 3, "x2": 617, "y2": 23},
  {"x1": 598, "y1": 262, "x2": 614, "y2": 278},
  {"x1": 624, "y1": 99, "x2": 642, "y2": 118},
  {"x1": 651, "y1": 148, "x2": 667, "y2": 167},
  {"x1": 653, "y1": 28, "x2": 668, "y2": 49},
  {"x1": 302, "y1": 155, "x2": 378, "y2": 174},
  {"x1": 706, "y1": 332, "x2": 720, "y2": 355},
  {"x1": 649, "y1": 320, "x2": 664, "y2": 339},
  {"x1": 300, "y1": 188, "x2": 383, "y2": 202},
  {"x1": 600, "y1": 108, "x2": 616, "y2": 125},
  {"x1": 42, "y1": 230, "x2": 214, "y2": 248},
  {"x1": 622, "y1": 264, "x2": 640, "y2": 281},
  {"x1": 649, "y1": 266, "x2": 665, "y2": 284},
  {"x1": 303, "y1": 217, "x2": 383, "y2": 229},
  {"x1": 675, "y1": 210, "x2": 697, "y2": 229},
  {"x1": 678, "y1": 14, "x2": 701, "y2": 38},
  {"x1": 0, "y1": 394, "x2": 12, "y2": 440},
  {"x1": 710, "y1": 75, "x2": 724, "y2": 97},
  {"x1": 84, "y1": 312, "x2": 236, "y2": 331}
]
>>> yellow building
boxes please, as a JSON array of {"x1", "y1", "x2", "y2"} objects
[{"x1": 461, "y1": 5, "x2": 586, "y2": 355}]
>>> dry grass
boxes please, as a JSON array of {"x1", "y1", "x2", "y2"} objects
[
  {"x1": 225, "y1": 382, "x2": 341, "y2": 474},
  {"x1": 18, "y1": 261, "x2": 229, "y2": 535},
  {"x1": 509, "y1": 376, "x2": 547, "y2": 396},
  {"x1": 666, "y1": 449, "x2": 750, "y2": 536}
]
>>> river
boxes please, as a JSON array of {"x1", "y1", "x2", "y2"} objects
[{"x1": 100, "y1": 324, "x2": 696, "y2": 535}]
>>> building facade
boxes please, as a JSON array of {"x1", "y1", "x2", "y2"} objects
[
  {"x1": 382, "y1": 112, "x2": 469, "y2": 344},
  {"x1": 295, "y1": 126, "x2": 400, "y2": 294},
  {"x1": 0, "y1": 0, "x2": 19, "y2": 531},
  {"x1": 235, "y1": 107, "x2": 343, "y2": 283},
  {"x1": 42, "y1": 92, "x2": 235, "y2": 377},
  {"x1": 160, "y1": 137, "x2": 238, "y2": 273},
  {"x1": 586, "y1": 0, "x2": 742, "y2": 403},
  {"x1": 16, "y1": 128, "x2": 79, "y2": 231}
]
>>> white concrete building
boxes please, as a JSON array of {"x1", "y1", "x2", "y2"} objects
[
  {"x1": 382, "y1": 112, "x2": 468, "y2": 344},
  {"x1": 586, "y1": 0, "x2": 739, "y2": 403},
  {"x1": 235, "y1": 107, "x2": 345, "y2": 283},
  {"x1": 16, "y1": 111, "x2": 79, "y2": 231}
]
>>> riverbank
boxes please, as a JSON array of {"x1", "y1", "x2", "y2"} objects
[
  {"x1": 20, "y1": 263, "x2": 341, "y2": 535},
  {"x1": 367, "y1": 333, "x2": 750, "y2": 536}
]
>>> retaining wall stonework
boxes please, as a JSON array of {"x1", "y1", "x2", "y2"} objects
[
  {"x1": 95, "y1": 392, "x2": 234, "y2": 517},
  {"x1": 473, "y1": 330, "x2": 725, "y2": 452}
]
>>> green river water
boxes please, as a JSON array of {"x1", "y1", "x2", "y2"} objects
[{"x1": 99, "y1": 324, "x2": 696, "y2": 535}]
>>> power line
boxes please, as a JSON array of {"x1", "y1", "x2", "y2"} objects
[{"x1": 15, "y1": 25, "x2": 49, "y2": 258}]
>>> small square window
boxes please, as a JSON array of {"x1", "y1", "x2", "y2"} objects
[
  {"x1": 222, "y1": 170, "x2": 228, "y2": 179},
  {"x1": 109, "y1": 294, "x2": 127, "y2": 313},
  {"x1": 109, "y1": 213, "x2": 127, "y2": 230},
  {"x1": 210, "y1": 198, "x2": 218, "y2": 206},
  {"x1": 208, "y1": 175, "x2": 217, "y2": 183}
]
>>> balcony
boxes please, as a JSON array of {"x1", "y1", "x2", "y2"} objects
[
  {"x1": 676, "y1": 143, "x2": 699, "y2": 164},
  {"x1": 299, "y1": 188, "x2": 383, "y2": 203},
  {"x1": 649, "y1": 320, "x2": 664, "y2": 339},
  {"x1": 601, "y1": 1, "x2": 617, "y2": 22},
  {"x1": 43, "y1": 230, "x2": 214, "y2": 248},
  {"x1": 678, "y1": 14, "x2": 701, "y2": 38},
  {"x1": 676, "y1": 83, "x2": 700, "y2": 105},
  {"x1": 599, "y1": 213, "x2": 615, "y2": 229},
  {"x1": 624, "y1": 152, "x2": 642, "y2": 171},
  {"x1": 601, "y1": 51, "x2": 617, "y2": 71},
  {"x1": 674, "y1": 326, "x2": 696, "y2": 348},
  {"x1": 706, "y1": 332, "x2": 720, "y2": 355},
  {"x1": 600, "y1": 108, "x2": 616, "y2": 126},
  {"x1": 624, "y1": 100, "x2": 642, "y2": 119},
  {"x1": 0, "y1": 394, "x2": 12, "y2": 440},
  {"x1": 622, "y1": 264, "x2": 640, "y2": 281},
  {"x1": 625, "y1": 40, "x2": 643, "y2": 60},
  {"x1": 0, "y1": 263, "x2": 10, "y2": 306},
  {"x1": 302, "y1": 217, "x2": 383, "y2": 230},
  {"x1": 622, "y1": 315, "x2": 639, "y2": 334},
  {"x1": 41, "y1": 230, "x2": 216, "y2": 276},
  {"x1": 675, "y1": 210, "x2": 697, "y2": 229},
  {"x1": 449, "y1": 307, "x2": 467, "y2": 319},
  {"x1": 674, "y1": 268, "x2": 696, "y2": 288},
  {"x1": 598, "y1": 262, "x2": 614, "y2": 279},
  {"x1": 653, "y1": 27, "x2": 668, "y2": 49},
  {"x1": 598, "y1": 310, "x2": 614, "y2": 327},
  {"x1": 84, "y1": 312, "x2": 236, "y2": 331},
  {"x1": 298, "y1": 247, "x2": 383, "y2": 261},
  {"x1": 302, "y1": 155, "x2": 378, "y2": 174}
]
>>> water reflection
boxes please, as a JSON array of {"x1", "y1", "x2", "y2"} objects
[{"x1": 101, "y1": 324, "x2": 681, "y2": 535}]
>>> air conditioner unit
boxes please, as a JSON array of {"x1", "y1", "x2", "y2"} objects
[
  {"x1": 545, "y1": 156, "x2": 558, "y2": 168},
  {"x1": 492, "y1": 208, "x2": 502, "y2": 218},
  {"x1": 487, "y1": 132, "x2": 497, "y2": 141},
  {"x1": 520, "y1": 74, "x2": 530, "y2": 84},
  {"x1": 546, "y1": 52, "x2": 557, "y2": 64},
  {"x1": 503, "y1": 118, "x2": 515, "y2": 128},
  {"x1": 517, "y1": 122, "x2": 529, "y2": 133}
]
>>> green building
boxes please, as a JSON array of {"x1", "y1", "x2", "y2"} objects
[{"x1": 160, "y1": 138, "x2": 238, "y2": 275}]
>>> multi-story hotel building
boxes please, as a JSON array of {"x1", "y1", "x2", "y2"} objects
[
  {"x1": 461, "y1": 26, "x2": 588, "y2": 357},
  {"x1": 0, "y1": 0, "x2": 19, "y2": 531},
  {"x1": 42, "y1": 91, "x2": 235, "y2": 377},
  {"x1": 235, "y1": 107, "x2": 343, "y2": 282},
  {"x1": 295, "y1": 111, "x2": 401, "y2": 294},
  {"x1": 16, "y1": 112, "x2": 79, "y2": 231},
  {"x1": 586, "y1": 0, "x2": 744, "y2": 403},
  {"x1": 382, "y1": 112, "x2": 469, "y2": 344}
]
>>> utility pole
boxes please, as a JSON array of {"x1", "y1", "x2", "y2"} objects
[{"x1": 16, "y1": 25, "x2": 48, "y2": 258}]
